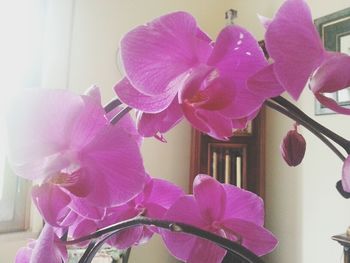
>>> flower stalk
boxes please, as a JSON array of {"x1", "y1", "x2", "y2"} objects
[
  {"x1": 265, "y1": 99, "x2": 346, "y2": 161},
  {"x1": 271, "y1": 96, "x2": 350, "y2": 154},
  {"x1": 65, "y1": 216, "x2": 265, "y2": 263}
]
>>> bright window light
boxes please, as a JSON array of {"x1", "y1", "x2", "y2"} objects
[{"x1": 0, "y1": 0, "x2": 45, "y2": 232}]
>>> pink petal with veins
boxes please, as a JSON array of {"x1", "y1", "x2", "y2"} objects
[
  {"x1": 183, "y1": 103, "x2": 232, "y2": 140},
  {"x1": 265, "y1": 0, "x2": 326, "y2": 99},
  {"x1": 121, "y1": 12, "x2": 212, "y2": 96},
  {"x1": 69, "y1": 197, "x2": 106, "y2": 220},
  {"x1": 136, "y1": 98, "x2": 183, "y2": 138},
  {"x1": 162, "y1": 195, "x2": 206, "y2": 262},
  {"x1": 22, "y1": 224, "x2": 67, "y2": 263},
  {"x1": 187, "y1": 238, "x2": 226, "y2": 263},
  {"x1": 143, "y1": 178, "x2": 184, "y2": 209},
  {"x1": 15, "y1": 244, "x2": 33, "y2": 263},
  {"x1": 223, "y1": 185, "x2": 264, "y2": 226},
  {"x1": 6, "y1": 89, "x2": 88, "y2": 180},
  {"x1": 208, "y1": 25, "x2": 267, "y2": 118},
  {"x1": 193, "y1": 175, "x2": 226, "y2": 221},
  {"x1": 222, "y1": 218, "x2": 277, "y2": 256},
  {"x1": 32, "y1": 184, "x2": 71, "y2": 227},
  {"x1": 310, "y1": 54, "x2": 350, "y2": 93},
  {"x1": 108, "y1": 227, "x2": 144, "y2": 249},
  {"x1": 114, "y1": 77, "x2": 177, "y2": 113},
  {"x1": 310, "y1": 54, "x2": 350, "y2": 114},
  {"x1": 80, "y1": 125, "x2": 146, "y2": 206},
  {"x1": 247, "y1": 64, "x2": 284, "y2": 98},
  {"x1": 315, "y1": 93, "x2": 350, "y2": 115}
]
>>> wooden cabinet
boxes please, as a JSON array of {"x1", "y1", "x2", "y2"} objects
[{"x1": 189, "y1": 107, "x2": 266, "y2": 199}]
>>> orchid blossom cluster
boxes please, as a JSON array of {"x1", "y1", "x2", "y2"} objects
[{"x1": 8, "y1": 0, "x2": 350, "y2": 262}]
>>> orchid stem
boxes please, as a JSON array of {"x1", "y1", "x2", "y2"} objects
[
  {"x1": 103, "y1": 98, "x2": 122, "y2": 113},
  {"x1": 265, "y1": 100, "x2": 346, "y2": 161},
  {"x1": 272, "y1": 96, "x2": 350, "y2": 154},
  {"x1": 122, "y1": 248, "x2": 131, "y2": 263},
  {"x1": 65, "y1": 216, "x2": 264, "y2": 263},
  {"x1": 110, "y1": 106, "x2": 132, "y2": 125}
]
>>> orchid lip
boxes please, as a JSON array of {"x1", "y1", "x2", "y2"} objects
[
  {"x1": 48, "y1": 171, "x2": 80, "y2": 187},
  {"x1": 185, "y1": 91, "x2": 210, "y2": 107}
]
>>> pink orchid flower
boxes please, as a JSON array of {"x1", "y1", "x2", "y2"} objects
[
  {"x1": 6, "y1": 88, "x2": 146, "y2": 226},
  {"x1": 248, "y1": 0, "x2": 350, "y2": 114},
  {"x1": 68, "y1": 176, "x2": 184, "y2": 249},
  {"x1": 115, "y1": 12, "x2": 267, "y2": 140},
  {"x1": 162, "y1": 175, "x2": 277, "y2": 263},
  {"x1": 15, "y1": 224, "x2": 67, "y2": 263}
]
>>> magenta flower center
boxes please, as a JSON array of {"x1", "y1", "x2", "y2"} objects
[
  {"x1": 186, "y1": 91, "x2": 208, "y2": 106},
  {"x1": 49, "y1": 171, "x2": 79, "y2": 187}
]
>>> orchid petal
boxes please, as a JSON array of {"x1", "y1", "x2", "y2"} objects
[
  {"x1": 182, "y1": 104, "x2": 232, "y2": 140},
  {"x1": 314, "y1": 93, "x2": 350, "y2": 115},
  {"x1": 108, "y1": 227, "x2": 144, "y2": 249},
  {"x1": 265, "y1": 0, "x2": 326, "y2": 99},
  {"x1": 258, "y1": 14, "x2": 272, "y2": 29},
  {"x1": 68, "y1": 95, "x2": 107, "y2": 149},
  {"x1": 193, "y1": 175, "x2": 226, "y2": 221},
  {"x1": 143, "y1": 203, "x2": 167, "y2": 229},
  {"x1": 70, "y1": 218, "x2": 98, "y2": 247},
  {"x1": 101, "y1": 205, "x2": 143, "y2": 249},
  {"x1": 58, "y1": 210, "x2": 78, "y2": 227},
  {"x1": 81, "y1": 125, "x2": 146, "y2": 206},
  {"x1": 310, "y1": 54, "x2": 350, "y2": 93},
  {"x1": 15, "y1": 246, "x2": 32, "y2": 263},
  {"x1": 84, "y1": 85, "x2": 102, "y2": 103},
  {"x1": 136, "y1": 227, "x2": 155, "y2": 245},
  {"x1": 136, "y1": 98, "x2": 183, "y2": 137},
  {"x1": 178, "y1": 66, "x2": 235, "y2": 111},
  {"x1": 69, "y1": 196, "x2": 106, "y2": 220},
  {"x1": 61, "y1": 169, "x2": 92, "y2": 198},
  {"x1": 208, "y1": 25, "x2": 267, "y2": 118},
  {"x1": 310, "y1": 54, "x2": 350, "y2": 114},
  {"x1": 162, "y1": 195, "x2": 206, "y2": 261},
  {"x1": 121, "y1": 12, "x2": 211, "y2": 96},
  {"x1": 6, "y1": 89, "x2": 83, "y2": 180},
  {"x1": 223, "y1": 184, "x2": 264, "y2": 225},
  {"x1": 32, "y1": 184, "x2": 71, "y2": 227},
  {"x1": 106, "y1": 105, "x2": 143, "y2": 147},
  {"x1": 114, "y1": 77, "x2": 177, "y2": 113},
  {"x1": 247, "y1": 64, "x2": 284, "y2": 98},
  {"x1": 222, "y1": 218, "x2": 278, "y2": 256},
  {"x1": 232, "y1": 117, "x2": 251, "y2": 130},
  {"x1": 232, "y1": 109, "x2": 259, "y2": 130},
  {"x1": 187, "y1": 239, "x2": 226, "y2": 263},
  {"x1": 30, "y1": 224, "x2": 67, "y2": 263},
  {"x1": 342, "y1": 155, "x2": 350, "y2": 192},
  {"x1": 144, "y1": 178, "x2": 184, "y2": 209}
]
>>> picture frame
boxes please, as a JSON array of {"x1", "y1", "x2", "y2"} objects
[{"x1": 314, "y1": 7, "x2": 350, "y2": 115}]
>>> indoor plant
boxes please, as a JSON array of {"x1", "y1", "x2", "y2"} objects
[{"x1": 8, "y1": 0, "x2": 350, "y2": 262}]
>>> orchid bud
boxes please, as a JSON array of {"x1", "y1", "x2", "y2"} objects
[{"x1": 280, "y1": 124, "x2": 306, "y2": 167}]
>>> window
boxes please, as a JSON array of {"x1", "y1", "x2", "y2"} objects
[{"x1": 0, "y1": 0, "x2": 46, "y2": 233}]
